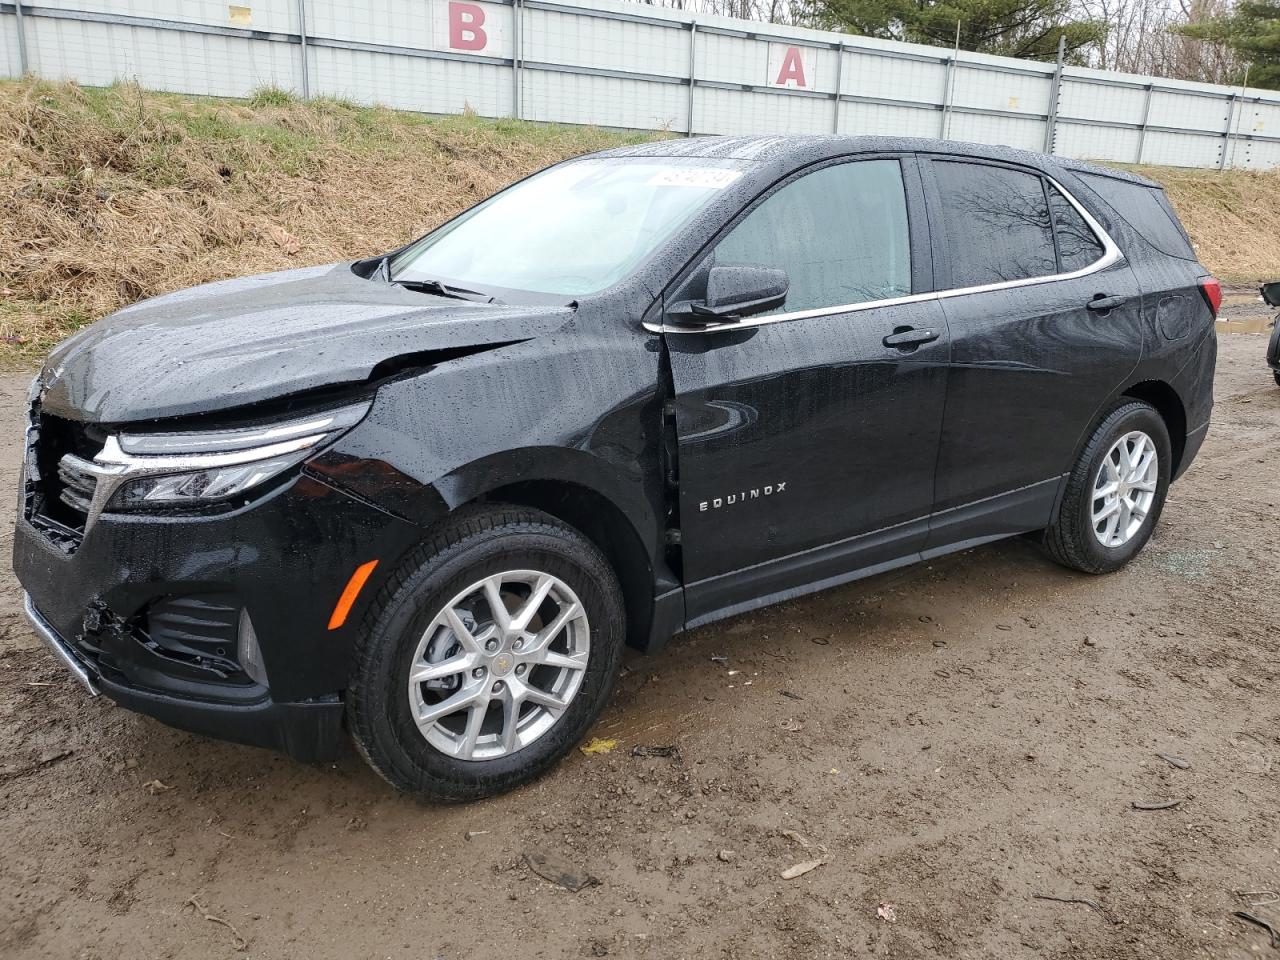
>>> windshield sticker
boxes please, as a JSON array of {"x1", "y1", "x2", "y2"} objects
[{"x1": 645, "y1": 168, "x2": 743, "y2": 190}]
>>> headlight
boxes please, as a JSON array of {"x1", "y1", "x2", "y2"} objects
[
  {"x1": 60, "y1": 401, "x2": 370, "y2": 527},
  {"x1": 109, "y1": 445, "x2": 323, "y2": 510}
]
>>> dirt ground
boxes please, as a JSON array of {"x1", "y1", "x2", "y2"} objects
[{"x1": 2, "y1": 313, "x2": 1278, "y2": 960}]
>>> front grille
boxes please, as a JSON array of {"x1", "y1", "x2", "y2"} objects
[
  {"x1": 24, "y1": 408, "x2": 107, "y2": 552},
  {"x1": 56, "y1": 456, "x2": 97, "y2": 514}
]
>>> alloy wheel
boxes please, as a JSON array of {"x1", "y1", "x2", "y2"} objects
[
  {"x1": 407, "y1": 570, "x2": 590, "y2": 761},
  {"x1": 1091, "y1": 430, "x2": 1158, "y2": 548}
]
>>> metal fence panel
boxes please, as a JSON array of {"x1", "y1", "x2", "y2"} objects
[
  {"x1": 307, "y1": 0, "x2": 438, "y2": 50},
  {"x1": 1253, "y1": 101, "x2": 1280, "y2": 137},
  {"x1": 525, "y1": 6, "x2": 683, "y2": 77},
  {"x1": 313, "y1": 44, "x2": 511, "y2": 116},
  {"x1": 4, "y1": 0, "x2": 1280, "y2": 169},
  {"x1": 523, "y1": 69, "x2": 684, "y2": 129},
  {"x1": 1055, "y1": 122, "x2": 1143, "y2": 164},
  {"x1": 949, "y1": 111, "x2": 1045, "y2": 151},
  {"x1": 842, "y1": 49, "x2": 945, "y2": 106},
  {"x1": 1059, "y1": 79, "x2": 1146, "y2": 126},
  {"x1": 952, "y1": 64, "x2": 1051, "y2": 117},
  {"x1": 696, "y1": 85, "x2": 831, "y2": 136},
  {"x1": 1242, "y1": 138, "x2": 1280, "y2": 168},
  {"x1": 25, "y1": 17, "x2": 297, "y2": 94},
  {"x1": 840, "y1": 99, "x2": 939, "y2": 138},
  {"x1": 1148, "y1": 88, "x2": 1230, "y2": 133},
  {"x1": 1142, "y1": 129, "x2": 1224, "y2": 168},
  {"x1": 0, "y1": 13, "x2": 20, "y2": 75},
  {"x1": 31, "y1": 0, "x2": 295, "y2": 31}
]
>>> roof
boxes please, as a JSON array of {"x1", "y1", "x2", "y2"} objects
[{"x1": 594, "y1": 135, "x2": 1161, "y2": 188}]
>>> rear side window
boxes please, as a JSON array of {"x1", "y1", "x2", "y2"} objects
[
  {"x1": 931, "y1": 161, "x2": 1057, "y2": 287},
  {"x1": 1077, "y1": 173, "x2": 1197, "y2": 261},
  {"x1": 713, "y1": 158, "x2": 911, "y2": 314},
  {"x1": 1047, "y1": 186, "x2": 1105, "y2": 272}
]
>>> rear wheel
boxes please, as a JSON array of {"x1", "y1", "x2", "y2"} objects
[
  {"x1": 348, "y1": 505, "x2": 624, "y2": 801},
  {"x1": 1044, "y1": 401, "x2": 1171, "y2": 574},
  {"x1": 1273, "y1": 370, "x2": 1280, "y2": 387}
]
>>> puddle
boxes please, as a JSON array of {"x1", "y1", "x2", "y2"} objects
[
  {"x1": 1217, "y1": 316, "x2": 1276, "y2": 334},
  {"x1": 1217, "y1": 291, "x2": 1276, "y2": 333}
]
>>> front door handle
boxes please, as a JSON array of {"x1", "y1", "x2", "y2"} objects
[
  {"x1": 883, "y1": 327, "x2": 940, "y2": 349},
  {"x1": 1087, "y1": 294, "x2": 1127, "y2": 312}
]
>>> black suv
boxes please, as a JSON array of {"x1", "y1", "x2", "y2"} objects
[{"x1": 15, "y1": 137, "x2": 1217, "y2": 800}]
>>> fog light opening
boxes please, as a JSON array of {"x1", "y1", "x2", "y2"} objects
[{"x1": 237, "y1": 609, "x2": 268, "y2": 686}]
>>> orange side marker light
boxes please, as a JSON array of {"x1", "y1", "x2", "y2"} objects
[{"x1": 328, "y1": 559, "x2": 379, "y2": 630}]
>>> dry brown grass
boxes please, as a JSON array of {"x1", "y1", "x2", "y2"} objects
[
  {"x1": 0, "y1": 79, "x2": 653, "y2": 363},
  {"x1": 2, "y1": 78, "x2": 1277, "y2": 367}
]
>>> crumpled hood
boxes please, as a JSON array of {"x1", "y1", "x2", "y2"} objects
[{"x1": 37, "y1": 262, "x2": 574, "y2": 424}]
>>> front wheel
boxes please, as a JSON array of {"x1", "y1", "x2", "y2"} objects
[
  {"x1": 1044, "y1": 400, "x2": 1171, "y2": 574},
  {"x1": 347, "y1": 505, "x2": 625, "y2": 802}
]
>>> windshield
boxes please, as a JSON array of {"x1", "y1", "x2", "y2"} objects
[{"x1": 388, "y1": 158, "x2": 746, "y2": 298}]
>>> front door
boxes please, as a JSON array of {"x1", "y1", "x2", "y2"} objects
[{"x1": 663, "y1": 157, "x2": 950, "y2": 624}]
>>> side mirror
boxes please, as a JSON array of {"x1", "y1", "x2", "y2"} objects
[
  {"x1": 671, "y1": 264, "x2": 789, "y2": 324},
  {"x1": 1261, "y1": 281, "x2": 1280, "y2": 308}
]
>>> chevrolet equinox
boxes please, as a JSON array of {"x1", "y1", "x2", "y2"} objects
[{"x1": 16, "y1": 137, "x2": 1218, "y2": 800}]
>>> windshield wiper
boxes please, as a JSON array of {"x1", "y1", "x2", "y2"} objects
[{"x1": 393, "y1": 278, "x2": 501, "y2": 304}]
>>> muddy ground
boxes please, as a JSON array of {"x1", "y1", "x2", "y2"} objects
[{"x1": 2, "y1": 315, "x2": 1278, "y2": 960}]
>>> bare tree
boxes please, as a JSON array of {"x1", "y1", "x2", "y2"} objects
[
  {"x1": 644, "y1": 0, "x2": 1241, "y2": 85},
  {"x1": 1069, "y1": 0, "x2": 1240, "y2": 81},
  {"x1": 639, "y1": 0, "x2": 816, "y2": 25}
]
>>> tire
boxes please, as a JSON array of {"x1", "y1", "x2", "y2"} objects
[
  {"x1": 347, "y1": 504, "x2": 625, "y2": 802},
  {"x1": 1273, "y1": 370, "x2": 1280, "y2": 387},
  {"x1": 1044, "y1": 400, "x2": 1172, "y2": 575}
]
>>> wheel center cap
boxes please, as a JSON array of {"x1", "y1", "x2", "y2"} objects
[{"x1": 490, "y1": 652, "x2": 514, "y2": 677}]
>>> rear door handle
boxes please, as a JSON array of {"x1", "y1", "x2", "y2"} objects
[
  {"x1": 883, "y1": 327, "x2": 940, "y2": 349},
  {"x1": 1087, "y1": 295, "x2": 1127, "y2": 312}
]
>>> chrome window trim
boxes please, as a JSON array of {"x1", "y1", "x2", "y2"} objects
[{"x1": 645, "y1": 173, "x2": 1123, "y2": 335}]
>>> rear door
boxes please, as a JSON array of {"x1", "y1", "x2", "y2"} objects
[
  {"x1": 920, "y1": 158, "x2": 1144, "y2": 548},
  {"x1": 663, "y1": 156, "x2": 950, "y2": 622}
]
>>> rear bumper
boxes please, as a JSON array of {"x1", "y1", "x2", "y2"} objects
[
  {"x1": 1168, "y1": 327, "x2": 1216, "y2": 483},
  {"x1": 24, "y1": 591, "x2": 347, "y2": 762},
  {"x1": 1175, "y1": 420, "x2": 1210, "y2": 482}
]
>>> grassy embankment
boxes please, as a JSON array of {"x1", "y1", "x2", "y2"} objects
[
  {"x1": 2, "y1": 78, "x2": 1277, "y2": 366},
  {"x1": 0, "y1": 79, "x2": 652, "y2": 365}
]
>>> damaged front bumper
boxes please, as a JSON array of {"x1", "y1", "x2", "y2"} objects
[
  {"x1": 23, "y1": 591, "x2": 99, "y2": 696},
  {"x1": 25, "y1": 590, "x2": 346, "y2": 760},
  {"x1": 13, "y1": 464, "x2": 425, "y2": 764}
]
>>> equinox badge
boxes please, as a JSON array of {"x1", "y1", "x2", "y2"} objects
[{"x1": 699, "y1": 482, "x2": 787, "y2": 512}]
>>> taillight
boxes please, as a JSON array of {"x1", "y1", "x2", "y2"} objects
[{"x1": 1198, "y1": 276, "x2": 1222, "y2": 318}]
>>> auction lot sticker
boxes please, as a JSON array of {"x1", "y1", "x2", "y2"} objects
[{"x1": 646, "y1": 168, "x2": 744, "y2": 189}]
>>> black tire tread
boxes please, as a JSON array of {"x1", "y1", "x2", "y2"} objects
[
  {"x1": 347, "y1": 503, "x2": 622, "y2": 802},
  {"x1": 1044, "y1": 400, "x2": 1166, "y2": 575}
]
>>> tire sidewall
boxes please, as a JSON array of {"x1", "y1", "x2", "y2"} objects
[
  {"x1": 1070, "y1": 403, "x2": 1171, "y2": 570},
  {"x1": 352, "y1": 522, "x2": 623, "y2": 800}
]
